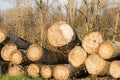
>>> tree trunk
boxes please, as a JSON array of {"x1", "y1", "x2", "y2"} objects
[
  {"x1": 85, "y1": 54, "x2": 110, "y2": 76},
  {"x1": 27, "y1": 44, "x2": 68, "y2": 64},
  {"x1": 82, "y1": 31, "x2": 104, "y2": 54},
  {"x1": 40, "y1": 65, "x2": 54, "y2": 79},
  {"x1": 3, "y1": 31, "x2": 31, "y2": 49},
  {"x1": 26, "y1": 63, "x2": 42, "y2": 77},
  {"x1": 8, "y1": 64, "x2": 25, "y2": 76},
  {"x1": 47, "y1": 21, "x2": 81, "y2": 53},
  {"x1": 98, "y1": 40, "x2": 120, "y2": 59},
  {"x1": 109, "y1": 60, "x2": 120, "y2": 79},
  {"x1": 1, "y1": 43, "x2": 17, "y2": 61},
  {"x1": 53, "y1": 64, "x2": 87, "y2": 80},
  {"x1": 68, "y1": 46, "x2": 87, "y2": 67}
]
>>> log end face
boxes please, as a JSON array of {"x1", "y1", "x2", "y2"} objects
[
  {"x1": 82, "y1": 32, "x2": 103, "y2": 54},
  {"x1": 1, "y1": 43, "x2": 17, "y2": 61},
  {"x1": 85, "y1": 54, "x2": 106, "y2": 75},
  {"x1": 68, "y1": 46, "x2": 87, "y2": 67},
  {"x1": 41, "y1": 65, "x2": 52, "y2": 79},
  {"x1": 109, "y1": 61, "x2": 120, "y2": 78},
  {"x1": 27, "y1": 44, "x2": 42, "y2": 61},
  {"x1": 53, "y1": 65, "x2": 69, "y2": 80},
  {"x1": 0, "y1": 29, "x2": 7, "y2": 42},
  {"x1": 27, "y1": 64, "x2": 40, "y2": 77},
  {"x1": 98, "y1": 41, "x2": 114, "y2": 59},
  {"x1": 10, "y1": 50, "x2": 23, "y2": 64},
  {"x1": 47, "y1": 21, "x2": 76, "y2": 47}
]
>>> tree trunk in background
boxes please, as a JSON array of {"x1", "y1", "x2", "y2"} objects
[
  {"x1": 85, "y1": 54, "x2": 110, "y2": 76},
  {"x1": 98, "y1": 40, "x2": 120, "y2": 60},
  {"x1": 82, "y1": 31, "x2": 104, "y2": 54},
  {"x1": 27, "y1": 44, "x2": 68, "y2": 64}
]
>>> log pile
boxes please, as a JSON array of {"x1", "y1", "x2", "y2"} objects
[{"x1": 0, "y1": 21, "x2": 119, "y2": 79}]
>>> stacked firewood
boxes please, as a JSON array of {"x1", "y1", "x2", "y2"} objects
[{"x1": 0, "y1": 21, "x2": 119, "y2": 80}]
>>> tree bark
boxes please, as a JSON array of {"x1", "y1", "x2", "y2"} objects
[
  {"x1": 85, "y1": 54, "x2": 110, "y2": 76},
  {"x1": 53, "y1": 64, "x2": 87, "y2": 80},
  {"x1": 109, "y1": 60, "x2": 120, "y2": 79},
  {"x1": 68, "y1": 46, "x2": 87, "y2": 67},
  {"x1": 82, "y1": 31, "x2": 104, "y2": 54},
  {"x1": 3, "y1": 31, "x2": 31, "y2": 49},
  {"x1": 0, "y1": 61, "x2": 9, "y2": 75},
  {"x1": 98, "y1": 40, "x2": 120, "y2": 59},
  {"x1": 27, "y1": 44, "x2": 68, "y2": 64}
]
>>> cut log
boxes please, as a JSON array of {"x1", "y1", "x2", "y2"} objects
[
  {"x1": 1, "y1": 43, "x2": 17, "y2": 61},
  {"x1": 47, "y1": 21, "x2": 76, "y2": 47},
  {"x1": 68, "y1": 46, "x2": 87, "y2": 67},
  {"x1": 109, "y1": 60, "x2": 120, "y2": 78},
  {"x1": 53, "y1": 64, "x2": 87, "y2": 80},
  {"x1": 85, "y1": 54, "x2": 110, "y2": 76},
  {"x1": 27, "y1": 64, "x2": 41, "y2": 77},
  {"x1": 0, "y1": 29, "x2": 6, "y2": 43},
  {"x1": 27, "y1": 44, "x2": 67, "y2": 64},
  {"x1": 8, "y1": 65, "x2": 25, "y2": 76},
  {"x1": 98, "y1": 40, "x2": 120, "y2": 59},
  {"x1": 82, "y1": 31, "x2": 104, "y2": 54},
  {"x1": 3, "y1": 31, "x2": 31, "y2": 49},
  {"x1": 40, "y1": 65, "x2": 53, "y2": 79}
]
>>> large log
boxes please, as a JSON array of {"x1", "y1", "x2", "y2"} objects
[
  {"x1": 82, "y1": 31, "x2": 104, "y2": 54},
  {"x1": 2, "y1": 31, "x2": 31, "y2": 49},
  {"x1": 85, "y1": 54, "x2": 110, "y2": 76},
  {"x1": 1, "y1": 43, "x2": 17, "y2": 61},
  {"x1": 8, "y1": 65, "x2": 25, "y2": 76},
  {"x1": 53, "y1": 64, "x2": 87, "y2": 80},
  {"x1": 47, "y1": 21, "x2": 81, "y2": 53},
  {"x1": 68, "y1": 46, "x2": 87, "y2": 67},
  {"x1": 26, "y1": 64, "x2": 42, "y2": 77},
  {"x1": 40, "y1": 65, "x2": 53, "y2": 79},
  {"x1": 109, "y1": 60, "x2": 120, "y2": 78},
  {"x1": 27, "y1": 44, "x2": 68, "y2": 64},
  {"x1": 98, "y1": 40, "x2": 120, "y2": 59}
]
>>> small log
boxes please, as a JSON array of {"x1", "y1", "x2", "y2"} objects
[
  {"x1": 26, "y1": 64, "x2": 42, "y2": 77},
  {"x1": 109, "y1": 60, "x2": 120, "y2": 78},
  {"x1": 68, "y1": 46, "x2": 87, "y2": 67},
  {"x1": 85, "y1": 54, "x2": 110, "y2": 76},
  {"x1": 82, "y1": 31, "x2": 104, "y2": 54},
  {"x1": 40, "y1": 65, "x2": 53, "y2": 79},
  {"x1": 1, "y1": 43, "x2": 17, "y2": 61},
  {"x1": 53, "y1": 64, "x2": 87, "y2": 80},
  {"x1": 0, "y1": 29, "x2": 6, "y2": 43},
  {"x1": 27, "y1": 44, "x2": 68, "y2": 64},
  {"x1": 98, "y1": 40, "x2": 120, "y2": 59},
  {"x1": 3, "y1": 31, "x2": 31, "y2": 49},
  {"x1": 8, "y1": 65, "x2": 25, "y2": 76}
]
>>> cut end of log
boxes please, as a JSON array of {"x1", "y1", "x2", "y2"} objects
[
  {"x1": 109, "y1": 61, "x2": 120, "y2": 78},
  {"x1": 0, "y1": 29, "x2": 6, "y2": 42},
  {"x1": 47, "y1": 21, "x2": 76, "y2": 47},
  {"x1": 85, "y1": 54, "x2": 106, "y2": 75},
  {"x1": 40, "y1": 65, "x2": 52, "y2": 79},
  {"x1": 82, "y1": 31, "x2": 103, "y2": 54},
  {"x1": 53, "y1": 65, "x2": 69, "y2": 80},
  {"x1": 98, "y1": 41, "x2": 114, "y2": 59},
  {"x1": 68, "y1": 46, "x2": 87, "y2": 67},
  {"x1": 10, "y1": 50, "x2": 23, "y2": 64},
  {"x1": 1, "y1": 43, "x2": 17, "y2": 61},
  {"x1": 8, "y1": 65, "x2": 24, "y2": 76},
  {"x1": 27, "y1": 44, "x2": 42, "y2": 61},
  {"x1": 27, "y1": 64, "x2": 40, "y2": 77}
]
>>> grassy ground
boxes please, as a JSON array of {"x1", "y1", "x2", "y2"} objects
[{"x1": 0, "y1": 74, "x2": 117, "y2": 80}]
